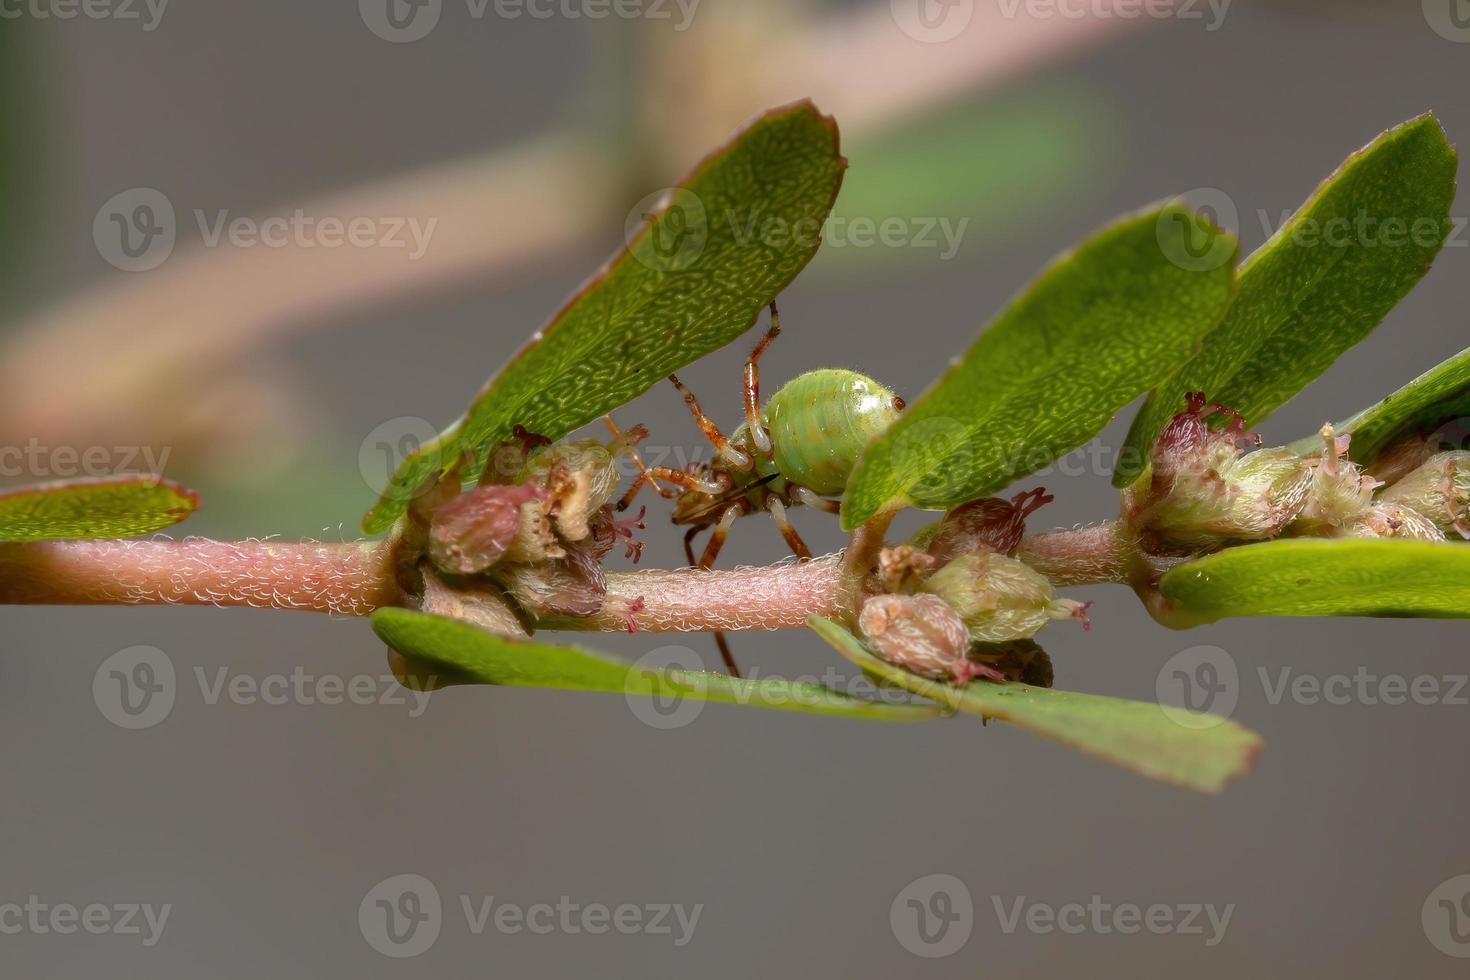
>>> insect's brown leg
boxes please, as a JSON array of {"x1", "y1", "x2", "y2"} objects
[
  {"x1": 766, "y1": 496, "x2": 813, "y2": 561},
  {"x1": 668, "y1": 373, "x2": 752, "y2": 470},
  {"x1": 615, "y1": 465, "x2": 726, "y2": 511},
  {"x1": 742, "y1": 301, "x2": 782, "y2": 454},
  {"x1": 604, "y1": 416, "x2": 669, "y2": 510},
  {"x1": 790, "y1": 485, "x2": 841, "y2": 515},
  {"x1": 697, "y1": 505, "x2": 744, "y2": 677}
]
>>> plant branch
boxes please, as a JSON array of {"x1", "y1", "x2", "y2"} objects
[
  {"x1": 0, "y1": 520, "x2": 1128, "y2": 627},
  {"x1": 0, "y1": 538, "x2": 403, "y2": 615}
]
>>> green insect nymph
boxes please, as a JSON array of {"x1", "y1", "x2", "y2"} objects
[{"x1": 615, "y1": 301, "x2": 905, "y2": 570}]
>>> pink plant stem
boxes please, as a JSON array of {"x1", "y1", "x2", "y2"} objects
[
  {"x1": 545, "y1": 554, "x2": 848, "y2": 633},
  {"x1": 1017, "y1": 521, "x2": 1133, "y2": 587},
  {"x1": 0, "y1": 523, "x2": 1126, "y2": 626},
  {"x1": 0, "y1": 539, "x2": 403, "y2": 616}
]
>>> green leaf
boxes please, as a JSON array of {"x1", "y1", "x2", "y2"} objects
[
  {"x1": 1286, "y1": 346, "x2": 1470, "y2": 464},
  {"x1": 807, "y1": 616, "x2": 1261, "y2": 793},
  {"x1": 1115, "y1": 114, "x2": 1459, "y2": 487},
  {"x1": 1159, "y1": 538, "x2": 1470, "y2": 624},
  {"x1": 371, "y1": 607, "x2": 942, "y2": 721},
  {"x1": 364, "y1": 100, "x2": 847, "y2": 534},
  {"x1": 840, "y1": 204, "x2": 1238, "y2": 529},
  {"x1": 0, "y1": 476, "x2": 199, "y2": 541}
]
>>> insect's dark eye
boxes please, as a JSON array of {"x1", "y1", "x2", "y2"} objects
[{"x1": 892, "y1": 395, "x2": 906, "y2": 412}]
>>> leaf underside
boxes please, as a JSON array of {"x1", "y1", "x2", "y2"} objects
[
  {"x1": 0, "y1": 476, "x2": 199, "y2": 541},
  {"x1": 1287, "y1": 345, "x2": 1470, "y2": 463},
  {"x1": 364, "y1": 100, "x2": 847, "y2": 533},
  {"x1": 1159, "y1": 538, "x2": 1470, "y2": 624},
  {"x1": 371, "y1": 607, "x2": 942, "y2": 721},
  {"x1": 1116, "y1": 114, "x2": 1459, "y2": 487},
  {"x1": 807, "y1": 616, "x2": 1262, "y2": 794},
  {"x1": 841, "y1": 204, "x2": 1238, "y2": 529}
]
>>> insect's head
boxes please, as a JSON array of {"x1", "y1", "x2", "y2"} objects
[{"x1": 669, "y1": 466, "x2": 775, "y2": 528}]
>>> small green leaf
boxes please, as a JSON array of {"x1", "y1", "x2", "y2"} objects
[
  {"x1": 0, "y1": 476, "x2": 199, "y2": 541},
  {"x1": 371, "y1": 607, "x2": 942, "y2": 721},
  {"x1": 1116, "y1": 114, "x2": 1459, "y2": 487},
  {"x1": 807, "y1": 616, "x2": 1260, "y2": 793},
  {"x1": 840, "y1": 204, "x2": 1238, "y2": 529},
  {"x1": 1159, "y1": 538, "x2": 1470, "y2": 624},
  {"x1": 364, "y1": 100, "x2": 847, "y2": 534},
  {"x1": 1286, "y1": 346, "x2": 1470, "y2": 464}
]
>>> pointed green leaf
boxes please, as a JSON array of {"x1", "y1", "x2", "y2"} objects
[
  {"x1": 371, "y1": 607, "x2": 942, "y2": 721},
  {"x1": 1116, "y1": 114, "x2": 1459, "y2": 487},
  {"x1": 1286, "y1": 346, "x2": 1470, "y2": 464},
  {"x1": 840, "y1": 204, "x2": 1238, "y2": 529},
  {"x1": 0, "y1": 476, "x2": 198, "y2": 541},
  {"x1": 364, "y1": 100, "x2": 847, "y2": 533},
  {"x1": 1159, "y1": 538, "x2": 1470, "y2": 624},
  {"x1": 808, "y1": 616, "x2": 1262, "y2": 793}
]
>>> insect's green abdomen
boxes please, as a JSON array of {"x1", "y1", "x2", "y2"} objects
[{"x1": 765, "y1": 369, "x2": 902, "y2": 496}]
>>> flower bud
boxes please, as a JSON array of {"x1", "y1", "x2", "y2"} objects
[
  {"x1": 1375, "y1": 450, "x2": 1470, "y2": 538},
  {"x1": 1295, "y1": 425, "x2": 1380, "y2": 532},
  {"x1": 923, "y1": 487, "x2": 1053, "y2": 567},
  {"x1": 919, "y1": 550, "x2": 1090, "y2": 644},
  {"x1": 517, "y1": 439, "x2": 621, "y2": 543},
  {"x1": 491, "y1": 537, "x2": 607, "y2": 620},
  {"x1": 858, "y1": 593, "x2": 1001, "y2": 685},
  {"x1": 1139, "y1": 394, "x2": 1313, "y2": 546},
  {"x1": 878, "y1": 545, "x2": 935, "y2": 594},
  {"x1": 1148, "y1": 446, "x2": 1313, "y2": 546},
  {"x1": 1336, "y1": 502, "x2": 1445, "y2": 541},
  {"x1": 428, "y1": 482, "x2": 547, "y2": 574}
]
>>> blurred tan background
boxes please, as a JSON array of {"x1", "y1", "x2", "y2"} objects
[{"x1": 3, "y1": 1, "x2": 1470, "y2": 976}]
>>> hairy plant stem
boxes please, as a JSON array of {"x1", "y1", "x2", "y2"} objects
[{"x1": 0, "y1": 521, "x2": 1128, "y2": 628}]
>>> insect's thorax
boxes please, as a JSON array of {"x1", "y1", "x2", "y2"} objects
[{"x1": 760, "y1": 368, "x2": 903, "y2": 496}]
